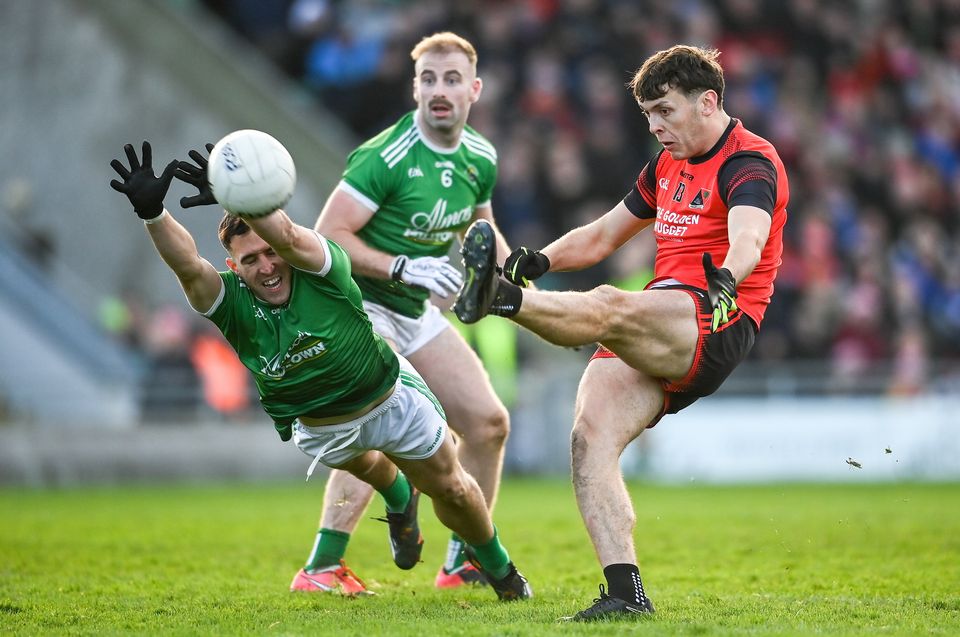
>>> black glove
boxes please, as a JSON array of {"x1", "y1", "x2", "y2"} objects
[
  {"x1": 174, "y1": 143, "x2": 217, "y2": 208},
  {"x1": 503, "y1": 247, "x2": 550, "y2": 287},
  {"x1": 109, "y1": 141, "x2": 178, "y2": 220},
  {"x1": 702, "y1": 253, "x2": 738, "y2": 332}
]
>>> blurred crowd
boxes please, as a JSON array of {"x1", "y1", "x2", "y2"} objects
[
  {"x1": 99, "y1": 295, "x2": 255, "y2": 421},
  {"x1": 182, "y1": 0, "x2": 960, "y2": 397}
]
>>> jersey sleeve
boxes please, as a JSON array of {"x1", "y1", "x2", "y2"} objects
[
  {"x1": 294, "y1": 238, "x2": 367, "y2": 310},
  {"x1": 300, "y1": 236, "x2": 355, "y2": 293},
  {"x1": 622, "y1": 150, "x2": 662, "y2": 219},
  {"x1": 718, "y1": 152, "x2": 777, "y2": 214},
  {"x1": 204, "y1": 271, "x2": 239, "y2": 339},
  {"x1": 340, "y1": 143, "x2": 397, "y2": 211}
]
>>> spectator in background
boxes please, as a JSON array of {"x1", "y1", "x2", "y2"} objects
[
  {"x1": 3, "y1": 177, "x2": 55, "y2": 272},
  {"x1": 139, "y1": 305, "x2": 201, "y2": 421},
  {"x1": 830, "y1": 260, "x2": 889, "y2": 394},
  {"x1": 97, "y1": 290, "x2": 145, "y2": 350},
  {"x1": 303, "y1": 25, "x2": 384, "y2": 92},
  {"x1": 190, "y1": 324, "x2": 251, "y2": 418},
  {"x1": 204, "y1": 0, "x2": 307, "y2": 78}
]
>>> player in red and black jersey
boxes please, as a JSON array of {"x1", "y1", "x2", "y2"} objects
[{"x1": 453, "y1": 45, "x2": 788, "y2": 621}]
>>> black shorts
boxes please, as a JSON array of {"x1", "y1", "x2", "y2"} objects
[{"x1": 590, "y1": 282, "x2": 757, "y2": 425}]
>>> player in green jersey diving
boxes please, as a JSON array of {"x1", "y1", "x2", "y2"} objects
[{"x1": 108, "y1": 140, "x2": 531, "y2": 602}]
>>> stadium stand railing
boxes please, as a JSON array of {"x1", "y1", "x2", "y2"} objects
[{"x1": 0, "y1": 220, "x2": 144, "y2": 425}]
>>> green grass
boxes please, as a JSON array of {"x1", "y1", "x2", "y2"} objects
[{"x1": 1, "y1": 480, "x2": 958, "y2": 636}]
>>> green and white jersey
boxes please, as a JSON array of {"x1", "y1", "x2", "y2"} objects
[
  {"x1": 339, "y1": 111, "x2": 498, "y2": 317},
  {"x1": 202, "y1": 236, "x2": 399, "y2": 429}
]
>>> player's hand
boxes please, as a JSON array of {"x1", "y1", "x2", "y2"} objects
[
  {"x1": 702, "y1": 253, "x2": 738, "y2": 332},
  {"x1": 503, "y1": 247, "x2": 550, "y2": 287},
  {"x1": 109, "y1": 141, "x2": 179, "y2": 220},
  {"x1": 174, "y1": 143, "x2": 217, "y2": 208},
  {"x1": 391, "y1": 255, "x2": 463, "y2": 298}
]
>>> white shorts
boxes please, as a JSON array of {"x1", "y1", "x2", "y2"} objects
[
  {"x1": 362, "y1": 301, "x2": 450, "y2": 357},
  {"x1": 293, "y1": 356, "x2": 448, "y2": 477}
]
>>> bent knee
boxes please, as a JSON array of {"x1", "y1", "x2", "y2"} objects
[
  {"x1": 570, "y1": 414, "x2": 626, "y2": 467},
  {"x1": 431, "y1": 474, "x2": 473, "y2": 506},
  {"x1": 584, "y1": 285, "x2": 635, "y2": 333},
  {"x1": 456, "y1": 406, "x2": 510, "y2": 448},
  {"x1": 589, "y1": 284, "x2": 626, "y2": 304},
  {"x1": 571, "y1": 407, "x2": 606, "y2": 442}
]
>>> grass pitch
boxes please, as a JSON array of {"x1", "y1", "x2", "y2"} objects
[{"x1": 2, "y1": 479, "x2": 958, "y2": 636}]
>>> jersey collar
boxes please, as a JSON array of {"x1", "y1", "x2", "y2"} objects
[
  {"x1": 413, "y1": 111, "x2": 462, "y2": 154},
  {"x1": 688, "y1": 117, "x2": 739, "y2": 165}
]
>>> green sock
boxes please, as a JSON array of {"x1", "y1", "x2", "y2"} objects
[
  {"x1": 468, "y1": 527, "x2": 511, "y2": 580},
  {"x1": 444, "y1": 534, "x2": 468, "y2": 571},
  {"x1": 305, "y1": 528, "x2": 349, "y2": 572},
  {"x1": 379, "y1": 472, "x2": 411, "y2": 514}
]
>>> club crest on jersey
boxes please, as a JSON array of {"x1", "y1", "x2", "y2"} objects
[
  {"x1": 466, "y1": 164, "x2": 479, "y2": 183},
  {"x1": 689, "y1": 188, "x2": 712, "y2": 210}
]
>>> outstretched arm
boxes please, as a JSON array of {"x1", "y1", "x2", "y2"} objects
[
  {"x1": 110, "y1": 142, "x2": 222, "y2": 312},
  {"x1": 146, "y1": 214, "x2": 223, "y2": 312},
  {"x1": 175, "y1": 144, "x2": 329, "y2": 275},
  {"x1": 242, "y1": 209, "x2": 329, "y2": 273},
  {"x1": 502, "y1": 201, "x2": 652, "y2": 286},
  {"x1": 541, "y1": 202, "x2": 652, "y2": 271}
]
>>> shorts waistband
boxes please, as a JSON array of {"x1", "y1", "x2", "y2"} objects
[
  {"x1": 296, "y1": 377, "x2": 402, "y2": 434},
  {"x1": 648, "y1": 277, "x2": 683, "y2": 289}
]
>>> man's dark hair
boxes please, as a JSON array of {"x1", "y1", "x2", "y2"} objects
[
  {"x1": 629, "y1": 45, "x2": 724, "y2": 106},
  {"x1": 218, "y1": 213, "x2": 252, "y2": 252}
]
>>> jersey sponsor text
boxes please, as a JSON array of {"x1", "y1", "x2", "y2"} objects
[
  {"x1": 406, "y1": 198, "x2": 474, "y2": 243},
  {"x1": 259, "y1": 331, "x2": 328, "y2": 378}
]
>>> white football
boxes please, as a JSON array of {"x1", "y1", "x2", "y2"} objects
[{"x1": 208, "y1": 129, "x2": 296, "y2": 217}]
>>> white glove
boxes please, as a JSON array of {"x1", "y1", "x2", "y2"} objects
[{"x1": 390, "y1": 255, "x2": 463, "y2": 298}]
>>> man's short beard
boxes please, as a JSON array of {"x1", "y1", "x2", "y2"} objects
[{"x1": 431, "y1": 118, "x2": 455, "y2": 130}]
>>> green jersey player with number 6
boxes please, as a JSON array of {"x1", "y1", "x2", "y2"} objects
[
  {"x1": 108, "y1": 140, "x2": 531, "y2": 602},
  {"x1": 306, "y1": 32, "x2": 519, "y2": 593}
]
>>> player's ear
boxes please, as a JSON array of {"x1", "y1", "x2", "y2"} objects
[
  {"x1": 225, "y1": 257, "x2": 238, "y2": 274},
  {"x1": 701, "y1": 89, "x2": 718, "y2": 116},
  {"x1": 470, "y1": 77, "x2": 483, "y2": 103}
]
